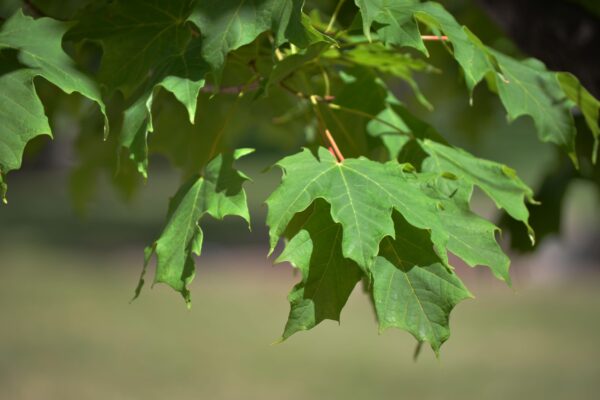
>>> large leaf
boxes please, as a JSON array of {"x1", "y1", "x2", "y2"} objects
[
  {"x1": 134, "y1": 149, "x2": 253, "y2": 305},
  {"x1": 266, "y1": 147, "x2": 451, "y2": 271},
  {"x1": 0, "y1": 10, "x2": 107, "y2": 199},
  {"x1": 276, "y1": 201, "x2": 363, "y2": 340},
  {"x1": 372, "y1": 211, "x2": 472, "y2": 354}
]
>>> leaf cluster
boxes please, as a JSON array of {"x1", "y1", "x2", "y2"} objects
[{"x1": 1, "y1": 0, "x2": 598, "y2": 354}]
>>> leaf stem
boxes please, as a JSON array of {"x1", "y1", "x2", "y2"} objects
[
  {"x1": 326, "y1": 102, "x2": 414, "y2": 139},
  {"x1": 206, "y1": 74, "x2": 258, "y2": 162},
  {"x1": 326, "y1": 0, "x2": 347, "y2": 34},
  {"x1": 278, "y1": 78, "x2": 414, "y2": 145},
  {"x1": 421, "y1": 35, "x2": 449, "y2": 41},
  {"x1": 339, "y1": 35, "x2": 449, "y2": 49},
  {"x1": 325, "y1": 129, "x2": 345, "y2": 162}
]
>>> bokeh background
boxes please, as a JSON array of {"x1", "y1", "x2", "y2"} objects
[{"x1": 1, "y1": 0, "x2": 599, "y2": 399}]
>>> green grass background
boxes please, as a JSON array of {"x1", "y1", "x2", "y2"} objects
[{"x1": 1, "y1": 241, "x2": 599, "y2": 400}]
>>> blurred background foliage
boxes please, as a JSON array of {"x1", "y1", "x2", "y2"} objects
[{"x1": 1, "y1": 0, "x2": 599, "y2": 399}]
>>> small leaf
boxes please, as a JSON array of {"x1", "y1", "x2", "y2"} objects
[
  {"x1": 421, "y1": 139, "x2": 536, "y2": 242},
  {"x1": 136, "y1": 150, "x2": 253, "y2": 305},
  {"x1": 490, "y1": 50, "x2": 578, "y2": 165},
  {"x1": 557, "y1": 72, "x2": 600, "y2": 164}
]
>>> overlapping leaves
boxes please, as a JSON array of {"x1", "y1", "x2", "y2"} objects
[
  {"x1": 354, "y1": 0, "x2": 599, "y2": 164},
  {"x1": 267, "y1": 143, "x2": 532, "y2": 350},
  {"x1": 0, "y1": 11, "x2": 107, "y2": 201},
  {"x1": 68, "y1": 0, "x2": 323, "y2": 177}
]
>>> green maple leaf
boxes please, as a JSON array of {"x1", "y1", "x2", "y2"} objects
[
  {"x1": 69, "y1": 0, "x2": 322, "y2": 177},
  {"x1": 266, "y1": 147, "x2": 451, "y2": 272},
  {"x1": 489, "y1": 50, "x2": 578, "y2": 164},
  {"x1": 276, "y1": 200, "x2": 363, "y2": 340},
  {"x1": 134, "y1": 149, "x2": 253, "y2": 305},
  {"x1": 0, "y1": 10, "x2": 107, "y2": 201},
  {"x1": 372, "y1": 211, "x2": 472, "y2": 354},
  {"x1": 268, "y1": 146, "x2": 517, "y2": 284},
  {"x1": 355, "y1": 0, "x2": 423, "y2": 51},
  {"x1": 421, "y1": 139, "x2": 536, "y2": 242},
  {"x1": 189, "y1": 0, "x2": 316, "y2": 81}
]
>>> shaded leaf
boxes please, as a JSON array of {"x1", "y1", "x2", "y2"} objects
[
  {"x1": 372, "y1": 211, "x2": 472, "y2": 354},
  {"x1": 189, "y1": 0, "x2": 312, "y2": 81},
  {"x1": 557, "y1": 72, "x2": 600, "y2": 163},
  {"x1": 69, "y1": 0, "x2": 210, "y2": 176},
  {"x1": 0, "y1": 10, "x2": 106, "y2": 199},
  {"x1": 490, "y1": 50, "x2": 578, "y2": 165},
  {"x1": 276, "y1": 201, "x2": 363, "y2": 339}
]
